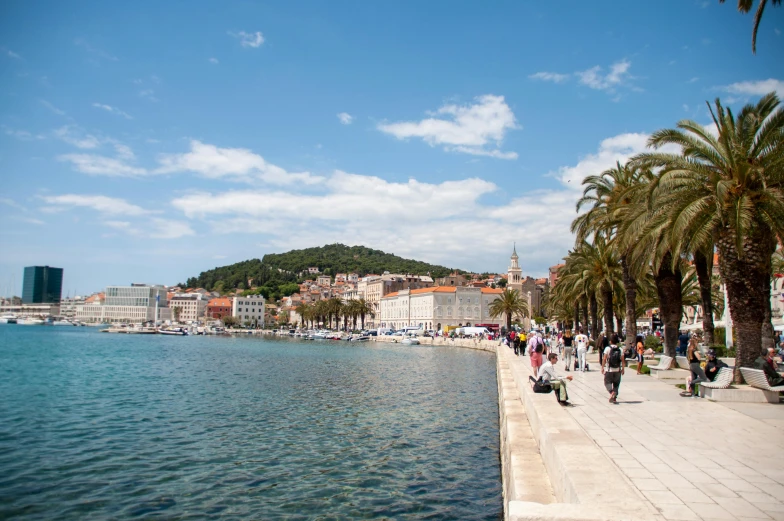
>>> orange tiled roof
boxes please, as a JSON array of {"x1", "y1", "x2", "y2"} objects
[
  {"x1": 481, "y1": 287, "x2": 503, "y2": 294},
  {"x1": 383, "y1": 291, "x2": 399, "y2": 299},
  {"x1": 208, "y1": 297, "x2": 232, "y2": 307},
  {"x1": 535, "y1": 278, "x2": 548, "y2": 285}
]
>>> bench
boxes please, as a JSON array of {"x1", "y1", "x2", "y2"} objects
[
  {"x1": 648, "y1": 355, "x2": 673, "y2": 373},
  {"x1": 739, "y1": 368, "x2": 784, "y2": 403},
  {"x1": 675, "y1": 356, "x2": 690, "y2": 370},
  {"x1": 698, "y1": 367, "x2": 735, "y2": 400}
]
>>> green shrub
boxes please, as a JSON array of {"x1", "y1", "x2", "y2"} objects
[
  {"x1": 644, "y1": 335, "x2": 662, "y2": 352},
  {"x1": 714, "y1": 327, "x2": 726, "y2": 346},
  {"x1": 710, "y1": 344, "x2": 736, "y2": 358},
  {"x1": 630, "y1": 363, "x2": 651, "y2": 375}
]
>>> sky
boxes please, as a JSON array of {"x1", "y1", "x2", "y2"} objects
[{"x1": 0, "y1": 1, "x2": 782, "y2": 297}]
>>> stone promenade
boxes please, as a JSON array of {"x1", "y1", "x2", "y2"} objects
[{"x1": 503, "y1": 345, "x2": 784, "y2": 521}]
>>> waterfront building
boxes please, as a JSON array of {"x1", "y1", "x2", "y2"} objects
[
  {"x1": 365, "y1": 274, "x2": 434, "y2": 327},
  {"x1": 75, "y1": 293, "x2": 105, "y2": 322},
  {"x1": 22, "y1": 265, "x2": 63, "y2": 304},
  {"x1": 76, "y1": 284, "x2": 169, "y2": 323},
  {"x1": 232, "y1": 295, "x2": 265, "y2": 326},
  {"x1": 379, "y1": 286, "x2": 504, "y2": 331},
  {"x1": 59, "y1": 295, "x2": 86, "y2": 318},
  {"x1": 169, "y1": 293, "x2": 208, "y2": 323},
  {"x1": 207, "y1": 297, "x2": 232, "y2": 319}
]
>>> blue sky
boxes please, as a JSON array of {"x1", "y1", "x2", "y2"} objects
[{"x1": 0, "y1": 1, "x2": 782, "y2": 296}]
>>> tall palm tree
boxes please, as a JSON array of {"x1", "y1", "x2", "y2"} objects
[
  {"x1": 295, "y1": 303, "x2": 309, "y2": 329},
  {"x1": 720, "y1": 0, "x2": 781, "y2": 53},
  {"x1": 633, "y1": 93, "x2": 784, "y2": 376},
  {"x1": 489, "y1": 289, "x2": 529, "y2": 331},
  {"x1": 356, "y1": 298, "x2": 374, "y2": 330}
]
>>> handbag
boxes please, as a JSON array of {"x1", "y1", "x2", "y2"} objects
[{"x1": 530, "y1": 375, "x2": 553, "y2": 394}]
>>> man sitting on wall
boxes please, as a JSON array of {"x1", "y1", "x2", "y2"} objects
[{"x1": 538, "y1": 352, "x2": 574, "y2": 406}]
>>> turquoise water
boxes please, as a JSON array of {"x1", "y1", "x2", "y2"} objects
[{"x1": 0, "y1": 326, "x2": 502, "y2": 520}]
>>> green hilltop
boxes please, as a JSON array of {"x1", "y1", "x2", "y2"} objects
[{"x1": 185, "y1": 244, "x2": 464, "y2": 300}]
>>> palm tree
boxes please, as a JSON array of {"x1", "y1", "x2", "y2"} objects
[
  {"x1": 295, "y1": 303, "x2": 309, "y2": 329},
  {"x1": 632, "y1": 93, "x2": 784, "y2": 377},
  {"x1": 489, "y1": 289, "x2": 529, "y2": 331},
  {"x1": 356, "y1": 298, "x2": 374, "y2": 330},
  {"x1": 720, "y1": 0, "x2": 781, "y2": 53}
]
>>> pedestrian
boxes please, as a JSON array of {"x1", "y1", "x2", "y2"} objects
[
  {"x1": 519, "y1": 330, "x2": 527, "y2": 357},
  {"x1": 704, "y1": 349, "x2": 728, "y2": 381},
  {"x1": 602, "y1": 333, "x2": 625, "y2": 403},
  {"x1": 538, "y1": 352, "x2": 574, "y2": 406},
  {"x1": 563, "y1": 330, "x2": 574, "y2": 371},
  {"x1": 575, "y1": 329, "x2": 589, "y2": 372},
  {"x1": 635, "y1": 335, "x2": 645, "y2": 374},
  {"x1": 678, "y1": 330, "x2": 690, "y2": 357},
  {"x1": 563, "y1": 330, "x2": 575, "y2": 371},
  {"x1": 530, "y1": 334, "x2": 544, "y2": 375}
]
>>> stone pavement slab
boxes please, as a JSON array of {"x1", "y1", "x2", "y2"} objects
[{"x1": 530, "y1": 349, "x2": 784, "y2": 521}]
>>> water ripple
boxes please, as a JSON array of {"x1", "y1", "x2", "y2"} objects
[{"x1": 0, "y1": 326, "x2": 502, "y2": 520}]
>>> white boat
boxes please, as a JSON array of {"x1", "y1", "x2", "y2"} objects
[
  {"x1": 0, "y1": 313, "x2": 17, "y2": 324},
  {"x1": 159, "y1": 327, "x2": 188, "y2": 336},
  {"x1": 52, "y1": 319, "x2": 76, "y2": 326},
  {"x1": 349, "y1": 335, "x2": 371, "y2": 342},
  {"x1": 311, "y1": 330, "x2": 329, "y2": 339},
  {"x1": 401, "y1": 336, "x2": 420, "y2": 345},
  {"x1": 18, "y1": 317, "x2": 45, "y2": 325}
]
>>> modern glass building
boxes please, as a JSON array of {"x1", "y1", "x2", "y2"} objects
[{"x1": 22, "y1": 266, "x2": 64, "y2": 304}]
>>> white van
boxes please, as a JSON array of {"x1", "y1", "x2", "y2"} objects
[{"x1": 456, "y1": 326, "x2": 490, "y2": 337}]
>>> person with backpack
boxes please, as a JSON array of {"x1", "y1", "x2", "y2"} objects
[
  {"x1": 602, "y1": 333, "x2": 625, "y2": 403},
  {"x1": 574, "y1": 329, "x2": 589, "y2": 372},
  {"x1": 530, "y1": 334, "x2": 544, "y2": 375}
]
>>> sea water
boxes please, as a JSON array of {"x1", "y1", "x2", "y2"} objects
[{"x1": 0, "y1": 326, "x2": 502, "y2": 520}]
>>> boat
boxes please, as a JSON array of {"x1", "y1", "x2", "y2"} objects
[
  {"x1": 17, "y1": 317, "x2": 45, "y2": 325},
  {"x1": 0, "y1": 313, "x2": 17, "y2": 324},
  {"x1": 52, "y1": 318, "x2": 77, "y2": 326},
  {"x1": 159, "y1": 327, "x2": 188, "y2": 336},
  {"x1": 349, "y1": 334, "x2": 370, "y2": 342},
  {"x1": 401, "y1": 336, "x2": 420, "y2": 345}
]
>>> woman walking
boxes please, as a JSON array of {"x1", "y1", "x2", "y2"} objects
[{"x1": 635, "y1": 335, "x2": 645, "y2": 374}]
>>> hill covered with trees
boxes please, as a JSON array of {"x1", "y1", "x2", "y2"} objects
[{"x1": 184, "y1": 244, "x2": 463, "y2": 299}]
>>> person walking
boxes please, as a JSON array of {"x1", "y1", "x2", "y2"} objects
[
  {"x1": 562, "y1": 330, "x2": 574, "y2": 371},
  {"x1": 602, "y1": 333, "x2": 625, "y2": 403},
  {"x1": 530, "y1": 334, "x2": 544, "y2": 375},
  {"x1": 538, "y1": 352, "x2": 573, "y2": 406},
  {"x1": 518, "y1": 330, "x2": 527, "y2": 357},
  {"x1": 575, "y1": 329, "x2": 589, "y2": 372}
]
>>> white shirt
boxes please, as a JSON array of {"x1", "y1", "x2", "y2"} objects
[
  {"x1": 575, "y1": 334, "x2": 589, "y2": 350},
  {"x1": 538, "y1": 361, "x2": 562, "y2": 383},
  {"x1": 603, "y1": 345, "x2": 623, "y2": 372}
]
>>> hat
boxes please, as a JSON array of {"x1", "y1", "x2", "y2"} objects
[{"x1": 707, "y1": 348, "x2": 717, "y2": 357}]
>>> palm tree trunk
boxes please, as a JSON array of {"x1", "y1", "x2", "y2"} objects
[
  {"x1": 616, "y1": 315, "x2": 623, "y2": 336},
  {"x1": 694, "y1": 249, "x2": 715, "y2": 345},
  {"x1": 601, "y1": 281, "x2": 614, "y2": 335},
  {"x1": 655, "y1": 252, "x2": 682, "y2": 359},
  {"x1": 762, "y1": 275, "x2": 775, "y2": 352},
  {"x1": 588, "y1": 294, "x2": 598, "y2": 341},
  {"x1": 360, "y1": 312, "x2": 365, "y2": 330},
  {"x1": 573, "y1": 301, "x2": 580, "y2": 331},
  {"x1": 717, "y1": 226, "x2": 775, "y2": 382},
  {"x1": 621, "y1": 256, "x2": 637, "y2": 351}
]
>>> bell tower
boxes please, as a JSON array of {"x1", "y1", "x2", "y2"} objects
[{"x1": 508, "y1": 244, "x2": 523, "y2": 294}]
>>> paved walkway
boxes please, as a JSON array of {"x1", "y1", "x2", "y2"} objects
[{"x1": 526, "y1": 349, "x2": 784, "y2": 521}]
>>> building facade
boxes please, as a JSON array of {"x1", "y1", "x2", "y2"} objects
[
  {"x1": 364, "y1": 274, "x2": 434, "y2": 327},
  {"x1": 76, "y1": 284, "x2": 169, "y2": 323},
  {"x1": 22, "y1": 265, "x2": 63, "y2": 304},
  {"x1": 207, "y1": 297, "x2": 232, "y2": 319},
  {"x1": 169, "y1": 293, "x2": 208, "y2": 323},
  {"x1": 232, "y1": 295, "x2": 265, "y2": 326},
  {"x1": 379, "y1": 286, "x2": 504, "y2": 331}
]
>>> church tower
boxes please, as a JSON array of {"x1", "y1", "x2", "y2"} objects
[{"x1": 507, "y1": 244, "x2": 523, "y2": 294}]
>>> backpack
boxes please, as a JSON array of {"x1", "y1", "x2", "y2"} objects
[
  {"x1": 608, "y1": 346, "x2": 622, "y2": 369},
  {"x1": 535, "y1": 341, "x2": 543, "y2": 354},
  {"x1": 529, "y1": 375, "x2": 552, "y2": 394}
]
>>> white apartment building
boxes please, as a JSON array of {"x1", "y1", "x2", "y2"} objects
[
  {"x1": 77, "y1": 284, "x2": 169, "y2": 323},
  {"x1": 380, "y1": 286, "x2": 504, "y2": 331},
  {"x1": 170, "y1": 293, "x2": 208, "y2": 323},
  {"x1": 59, "y1": 296, "x2": 85, "y2": 318},
  {"x1": 232, "y1": 295, "x2": 265, "y2": 326}
]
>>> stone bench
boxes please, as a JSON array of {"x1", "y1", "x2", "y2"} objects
[{"x1": 701, "y1": 385, "x2": 781, "y2": 403}]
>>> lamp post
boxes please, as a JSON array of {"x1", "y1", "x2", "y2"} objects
[{"x1": 527, "y1": 291, "x2": 532, "y2": 331}]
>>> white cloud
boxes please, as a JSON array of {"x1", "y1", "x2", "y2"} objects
[
  {"x1": 209, "y1": 57, "x2": 219, "y2": 64},
  {"x1": 58, "y1": 154, "x2": 146, "y2": 176},
  {"x1": 113, "y1": 143, "x2": 135, "y2": 160},
  {"x1": 552, "y1": 132, "x2": 651, "y2": 188},
  {"x1": 104, "y1": 218, "x2": 194, "y2": 239},
  {"x1": 3, "y1": 127, "x2": 45, "y2": 140},
  {"x1": 92, "y1": 102, "x2": 133, "y2": 119},
  {"x1": 139, "y1": 89, "x2": 159, "y2": 102},
  {"x1": 337, "y1": 112, "x2": 353, "y2": 125},
  {"x1": 721, "y1": 78, "x2": 784, "y2": 98},
  {"x1": 230, "y1": 31, "x2": 265, "y2": 48},
  {"x1": 54, "y1": 126, "x2": 101, "y2": 149},
  {"x1": 377, "y1": 94, "x2": 518, "y2": 160},
  {"x1": 74, "y1": 38, "x2": 118, "y2": 61},
  {"x1": 40, "y1": 99, "x2": 66, "y2": 116},
  {"x1": 155, "y1": 140, "x2": 325, "y2": 185},
  {"x1": 40, "y1": 194, "x2": 149, "y2": 215},
  {"x1": 687, "y1": 77, "x2": 699, "y2": 83},
  {"x1": 577, "y1": 59, "x2": 632, "y2": 91},
  {"x1": 529, "y1": 72, "x2": 570, "y2": 83},
  {"x1": 449, "y1": 146, "x2": 518, "y2": 160},
  {"x1": 6, "y1": 49, "x2": 21, "y2": 59}
]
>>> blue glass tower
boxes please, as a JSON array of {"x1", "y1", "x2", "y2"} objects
[{"x1": 22, "y1": 266, "x2": 63, "y2": 304}]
